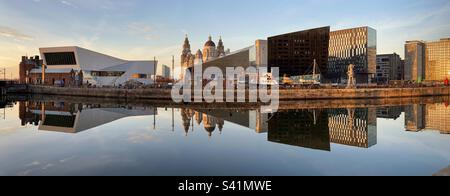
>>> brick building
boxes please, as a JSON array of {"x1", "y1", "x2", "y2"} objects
[
  {"x1": 19, "y1": 55, "x2": 82, "y2": 86},
  {"x1": 19, "y1": 56, "x2": 42, "y2": 84}
]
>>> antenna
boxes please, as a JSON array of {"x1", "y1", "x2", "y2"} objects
[{"x1": 153, "y1": 56, "x2": 157, "y2": 86}]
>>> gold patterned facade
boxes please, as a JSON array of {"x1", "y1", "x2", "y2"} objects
[
  {"x1": 328, "y1": 108, "x2": 377, "y2": 148},
  {"x1": 425, "y1": 103, "x2": 450, "y2": 134},
  {"x1": 405, "y1": 38, "x2": 450, "y2": 81},
  {"x1": 425, "y1": 38, "x2": 450, "y2": 81},
  {"x1": 328, "y1": 27, "x2": 377, "y2": 83}
]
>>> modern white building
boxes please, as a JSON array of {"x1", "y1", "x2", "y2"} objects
[
  {"x1": 31, "y1": 106, "x2": 157, "y2": 134},
  {"x1": 34, "y1": 46, "x2": 157, "y2": 87}
]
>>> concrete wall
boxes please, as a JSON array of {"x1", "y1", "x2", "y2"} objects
[{"x1": 25, "y1": 85, "x2": 450, "y2": 100}]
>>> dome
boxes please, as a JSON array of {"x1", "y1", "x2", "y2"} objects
[
  {"x1": 204, "y1": 40, "x2": 216, "y2": 47},
  {"x1": 204, "y1": 126, "x2": 216, "y2": 133},
  {"x1": 204, "y1": 36, "x2": 216, "y2": 47},
  {"x1": 204, "y1": 126, "x2": 216, "y2": 137}
]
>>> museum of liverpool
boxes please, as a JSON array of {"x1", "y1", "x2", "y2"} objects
[{"x1": 21, "y1": 46, "x2": 157, "y2": 87}]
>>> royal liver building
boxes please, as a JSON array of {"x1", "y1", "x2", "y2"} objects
[{"x1": 180, "y1": 35, "x2": 229, "y2": 79}]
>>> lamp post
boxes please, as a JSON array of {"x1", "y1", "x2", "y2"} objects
[
  {"x1": 172, "y1": 55, "x2": 175, "y2": 81},
  {"x1": 0, "y1": 68, "x2": 5, "y2": 81},
  {"x1": 42, "y1": 64, "x2": 46, "y2": 85},
  {"x1": 154, "y1": 56, "x2": 157, "y2": 87}
]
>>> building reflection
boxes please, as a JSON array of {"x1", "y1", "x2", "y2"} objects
[
  {"x1": 328, "y1": 108, "x2": 377, "y2": 148},
  {"x1": 194, "y1": 107, "x2": 378, "y2": 151},
  {"x1": 0, "y1": 97, "x2": 14, "y2": 109},
  {"x1": 268, "y1": 109, "x2": 331, "y2": 151},
  {"x1": 405, "y1": 104, "x2": 425, "y2": 132},
  {"x1": 405, "y1": 103, "x2": 450, "y2": 134},
  {"x1": 19, "y1": 101, "x2": 156, "y2": 134},
  {"x1": 0, "y1": 97, "x2": 14, "y2": 120},
  {"x1": 377, "y1": 106, "x2": 403, "y2": 120},
  {"x1": 16, "y1": 99, "x2": 450, "y2": 151},
  {"x1": 180, "y1": 108, "x2": 225, "y2": 137},
  {"x1": 425, "y1": 104, "x2": 450, "y2": 134}
]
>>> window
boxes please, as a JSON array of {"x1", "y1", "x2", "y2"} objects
[
  {"x1": 91, "y1": 71, "x2": 125, "y2": 77},
  {"x1": 132, "y1": 74, "x2": 148, "y2": 79},
  {"x1": 44, "y1": 52, "x2": 77, "y2": 65}
]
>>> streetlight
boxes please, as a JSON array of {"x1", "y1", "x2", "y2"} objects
[
  {"x1": 153, "y1": 56, "x2": 157, "y2": 87},
  {"x1": 172, "y1": 55, "x2": 175, "y2": 81},
  {"x1": 0, "y1": 68, "x2": 5, "y2": 81}
]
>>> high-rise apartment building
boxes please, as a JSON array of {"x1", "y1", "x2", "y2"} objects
[
  {"x1": 405, "y1": 38, "x2": 450, "y2": 81},
  {"x1": 404, "y1": 41, "x2": 426, "y2": 82},
  {"x1": 161, "y1": 64, "x2": 171, "y2": 78},
  {"x1": 376, "y1": 53, "x2": 404, "y2": 83},
  {"x1": 425, "y1": 38, "x2": 450, "y2": 81}
]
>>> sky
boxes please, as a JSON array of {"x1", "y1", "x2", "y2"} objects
[{"x1": 0, "y1": 0, "x2": 449, "y2": 78}]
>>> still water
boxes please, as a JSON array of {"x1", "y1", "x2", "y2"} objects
[{"x1": 0, "y1": 96, "x2": 450, "y2": 176}]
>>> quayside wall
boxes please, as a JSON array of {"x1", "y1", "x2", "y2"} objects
[{"x1": 23, "y1": 85, "x2": 450, "y2": 101}]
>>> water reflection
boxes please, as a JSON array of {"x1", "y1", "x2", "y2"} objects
[
  {"x1": 19, "y1": 101, "x2": 156, "y2": 134},
  {"x1": 405, "y1": 103, "x2": 450, "y2": 134},
  {"x1": 1, "y1": 96, "x2": 450, "y2": 176},
  {"x1": 0, "y1": 96, "x2": 13, "y2": 120},
  {"x1": 11, "y1": 97, "x2": 450, "y2": 152}
]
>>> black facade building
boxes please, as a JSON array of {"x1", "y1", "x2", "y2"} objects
[{"x1": 268, "y1": 27, "x2": 330, "y2": 78}]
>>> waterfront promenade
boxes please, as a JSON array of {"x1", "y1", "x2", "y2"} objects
[
  {"x1": 12, "y1": 85, "x2": 450, "y2": 101},
  {"x1": 7, "y1": 93, "x2": 448, "y2": 110}
]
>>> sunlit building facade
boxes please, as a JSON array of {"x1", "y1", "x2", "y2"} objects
[
  {"x1": 328, "y1": 27, "x2": 377, "y2": 84},
  {"x1": 181, "y1": 37, "x2": 267, "y2": 82},
  {"x1": 405, "y1": 38, "x2": 450, "y2": 82},
  {"x1": 425, "y1": 38, "x2": 450, "y2": 81},
  {"x1": 404, "y1": 41, "x2": 426, "y2": 81},
  {"x1": 180, "y1": 35, "x2": 230, "y2": 79},
  {"x1": 31, "y1": 46, "x2": 157, "y2": 87},
  {"x1": 199, "y1": 40, "x2": 268, "y2": 81}
]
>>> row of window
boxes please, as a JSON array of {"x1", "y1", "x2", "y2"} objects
[{"x1": 91, "y1": 71, "x2": 125, "y2": 77}]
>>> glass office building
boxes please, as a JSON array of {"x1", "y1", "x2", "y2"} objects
[
  {"x1": 268, "y1": 27, "x2": 330, "y2": 78},
  {"x1": 328, "y1": 27, "x2": 377, "y2": 84}
]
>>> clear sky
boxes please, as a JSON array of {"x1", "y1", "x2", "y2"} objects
[{"x1": 0, "y1": 0, "x2": 449, "y2": 78}]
